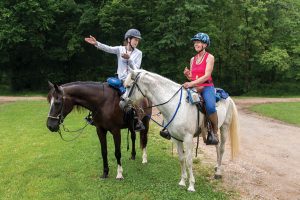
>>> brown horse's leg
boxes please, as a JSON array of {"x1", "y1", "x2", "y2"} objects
[
  {"x1": 140, "y1": 117, "x2": 149, "y2": 149},
  {"x1": 140, "y1": 116, "x2": 150, "y2": 164},
  {"x1": 130, "y1": 130, "x2": 136, "y2": 160},
  {"x1": 112, "y1": 129, "x2": 124, "y2": 179},
  {"x1": 96, "y1": 127, "x2": 109, "y2": 179}
]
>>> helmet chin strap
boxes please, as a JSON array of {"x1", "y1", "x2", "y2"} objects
[{"x1": 198, "y1": 46, "x2": 206, "y2": 53}]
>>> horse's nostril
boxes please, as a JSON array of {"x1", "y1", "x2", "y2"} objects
[{"x1": 47, "y1": 125, "x2": 58, "y2": 132}]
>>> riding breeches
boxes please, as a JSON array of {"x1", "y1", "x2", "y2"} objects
[{"x1": 201, "y1": 86, "x2": 216, "y2": 116}]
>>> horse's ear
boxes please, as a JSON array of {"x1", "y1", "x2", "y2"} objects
[
  {"x1": 48, "y1": 81, "x2": 54, "y2": 89},
  {"x1": 131, "y1": 70, "x2": 138, "y2": 80},
  {"x1": 53, "y1": 84, "x2": 63, "y2": 94}
]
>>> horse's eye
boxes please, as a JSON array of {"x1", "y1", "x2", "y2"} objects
[{"x1": 54, "y1": 101, "x2": 61, "y2": 106}]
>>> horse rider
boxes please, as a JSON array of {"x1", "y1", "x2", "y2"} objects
[
  {"x1": 84, "y1": 28, "x2": 145, "y2": 131},
  {"x1": 160, "y1": 32, "x2": 219, "y2": 145},
  {"x1": 182, "y1": 32, "x2": 219, "y2": 145}
]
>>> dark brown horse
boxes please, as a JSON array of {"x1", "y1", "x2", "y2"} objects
[{"x1": 46, "y1": 81, "x2": 151, "y2": 179}]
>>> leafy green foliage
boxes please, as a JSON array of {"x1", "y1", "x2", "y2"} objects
[
  {"x1": 259, "y1": 47, "x2": 290, "y2": 72},
  {"x1": 0, "y1": 0, "x2": 299, "y2": 95}
]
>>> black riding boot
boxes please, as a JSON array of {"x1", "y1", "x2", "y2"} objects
[{"x1": 206, "y1": 112, "x2": 219, "y2": 145}]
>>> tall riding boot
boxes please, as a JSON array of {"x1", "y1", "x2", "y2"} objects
[{"x1": 206, "y1": 112, "x2": 219, "y2": 145}]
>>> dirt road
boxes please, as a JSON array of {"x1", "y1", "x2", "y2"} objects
[
  {"x1": 1, "y1": 96, "x2": 300, "y2": 199},
  {"x1": 199, "y1": 98, "x2": 300, "y2": 200}
]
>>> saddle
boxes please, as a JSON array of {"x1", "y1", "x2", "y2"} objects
[{"x1": 186, "y1": 87, "x2": 229, "y2": 139}]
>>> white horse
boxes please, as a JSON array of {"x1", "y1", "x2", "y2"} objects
[{"x1": 122, "y1": 69, "x2": 239, "y2": 192}]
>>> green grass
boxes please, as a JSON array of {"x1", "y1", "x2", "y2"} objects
[
  {"x1": 250, "y1": 102, "x2": 300, "y2": 126},
  {"x1": 0, "y1": 101, "x2": 234, "y2": 200}
]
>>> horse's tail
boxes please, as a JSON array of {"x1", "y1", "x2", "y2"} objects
[{"x1": 229, "y1": 98, "x2": 240, "y2": 159}]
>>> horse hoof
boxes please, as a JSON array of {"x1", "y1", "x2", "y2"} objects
[
  {"x1": 100, "y1": 174, "x2": 109, "y2": 179},
  {"x1": 214, "y1": 174, "x2": 222, "y2": 179},
  {"x1": 187, "y1": 186, "x2": 195, "y2": 192},
  {"x1": 178, "y1": 180, "x2": 186, "y2": 187},
  {"x1": 130, "y1": 156, "x2": 136, "y2": 160},
  {"x1": 142, "y1": 159, "x2": 147, "y2": 164},
  {"x1": 116, "y1": 176, "x2": 124, "y2": 180}
]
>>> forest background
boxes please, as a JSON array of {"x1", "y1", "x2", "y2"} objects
[{"x1": 0, "y1": 0, "x2": 299, "y2": 96}]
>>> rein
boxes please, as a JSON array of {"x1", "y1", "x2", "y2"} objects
[{"x1": 128, "y1": 72, "x2": 184, "y2": 142}]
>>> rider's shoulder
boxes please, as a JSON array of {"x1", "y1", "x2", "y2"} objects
[
  {"x1": 207, "y1": 53, "x2": 215, "y2": 61},
  {"x1": 134, "y1": 48, "x2": 142, "y2": 55}
]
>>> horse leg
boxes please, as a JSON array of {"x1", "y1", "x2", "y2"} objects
[
  {"x1": 140, "y1": 117, "x2": 149, "y2": 164},
  {"x1": 96, "y1": 127, "x2": 109, "y2": 179},
  {"x1": 174, "y1": 140, "x2": 187, "y2": 187},
  {"x1": 215, "y1": 126, "x2": 228, "y2": 179},
  {"x1": 112, "y1": 129, "x2": 123, "y2": 180},
  {"x1": 130, "y1": 130, "x2": 136, "y2": 160},
  {"x1": 185, "y1": 137, "x2": 195, "y2": 192}
]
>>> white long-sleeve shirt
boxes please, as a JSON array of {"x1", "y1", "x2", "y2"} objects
[{"x1": 95, "y1": 41, "x2": 142, "y2": 80}]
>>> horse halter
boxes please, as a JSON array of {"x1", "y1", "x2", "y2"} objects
[{"x1": 47, "y1": 88, "x2": 65, "y2": 125}]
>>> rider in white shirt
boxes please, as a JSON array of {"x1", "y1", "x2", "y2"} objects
[{"x1": 85, "y1": 29, "x2": 145, "y2": 131}]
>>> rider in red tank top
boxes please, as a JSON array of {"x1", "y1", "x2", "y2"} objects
[
  {"x1": 182, "y1": 32, "x2": 219, "y2": 145},
  {"x1": 191, "y1": 52, "x2": 214, "y2": 87}
]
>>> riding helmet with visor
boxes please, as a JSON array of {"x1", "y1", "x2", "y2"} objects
[
  {"x1": 124, "y1": 29, "x2": 142, "y2": 40},
  {"x1": 191, "y1": 32, "x2": 210, "y2": 46}
]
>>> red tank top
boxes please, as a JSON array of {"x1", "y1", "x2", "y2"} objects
[{"x1": 191, "y1": 52, "x2": 214, "y2": 87}]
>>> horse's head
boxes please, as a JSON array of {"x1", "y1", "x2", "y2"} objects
[
  {"x1": 122, "y1": 70, "x2": 147, "y2": 106},
  {"x1": 46, "y1": 81, "x2": 73, "y2": 132}
]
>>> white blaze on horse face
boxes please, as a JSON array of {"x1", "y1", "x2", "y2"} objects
[{"x1": 48, "y1": 97, "x2": 54, "y2": 116}]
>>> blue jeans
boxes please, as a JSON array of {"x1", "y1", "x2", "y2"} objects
[{"x1": 201, "y1": 86, "x2": 216, "y2": 116}]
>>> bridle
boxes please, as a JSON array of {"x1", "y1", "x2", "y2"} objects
[
  {"x1": 47, "y1": 88, "x2": 65, "y2": 125},
  {"x1": 126, "y1": 72, "x2": 184, "y2": 142},
  {"x1": 126, "y1": 72, "x2": 182, "y2": 109},
  {"x1": 47, "y1": 88, "x2": 90, "y2": 142}
]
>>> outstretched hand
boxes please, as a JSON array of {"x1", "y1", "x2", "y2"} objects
[{"x1": 85, "y1": 35, "x2": 97, "y2": 45}]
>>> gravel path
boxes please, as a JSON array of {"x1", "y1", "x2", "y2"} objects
[{"x1": 199, "y1": 98, "x2": 300, "y2": 200}]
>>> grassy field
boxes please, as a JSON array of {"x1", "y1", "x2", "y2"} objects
[
  {"x1": 250, "y1": 102, "x2": 300, "y2": 126},
  {"x1": 0, "y1": 101, "x2": 234, "y2": 200}
]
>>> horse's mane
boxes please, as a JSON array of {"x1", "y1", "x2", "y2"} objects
[
  {"x1": 47, "y1": 81, "x2": 104, "y2": 103},
  {"x1": 145, "y1": 71, "x2": 181, "y2": 87},
  {"x1": 62, "y1": 81, "x2": 103, "y2": 87},
  {"x1": 125, "y1": 69, "x2": 181, "y2": 89}
]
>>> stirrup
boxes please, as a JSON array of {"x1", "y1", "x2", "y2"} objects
[{"x1": 160, "y1": 128, "x2": 171, "y2": 140}]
